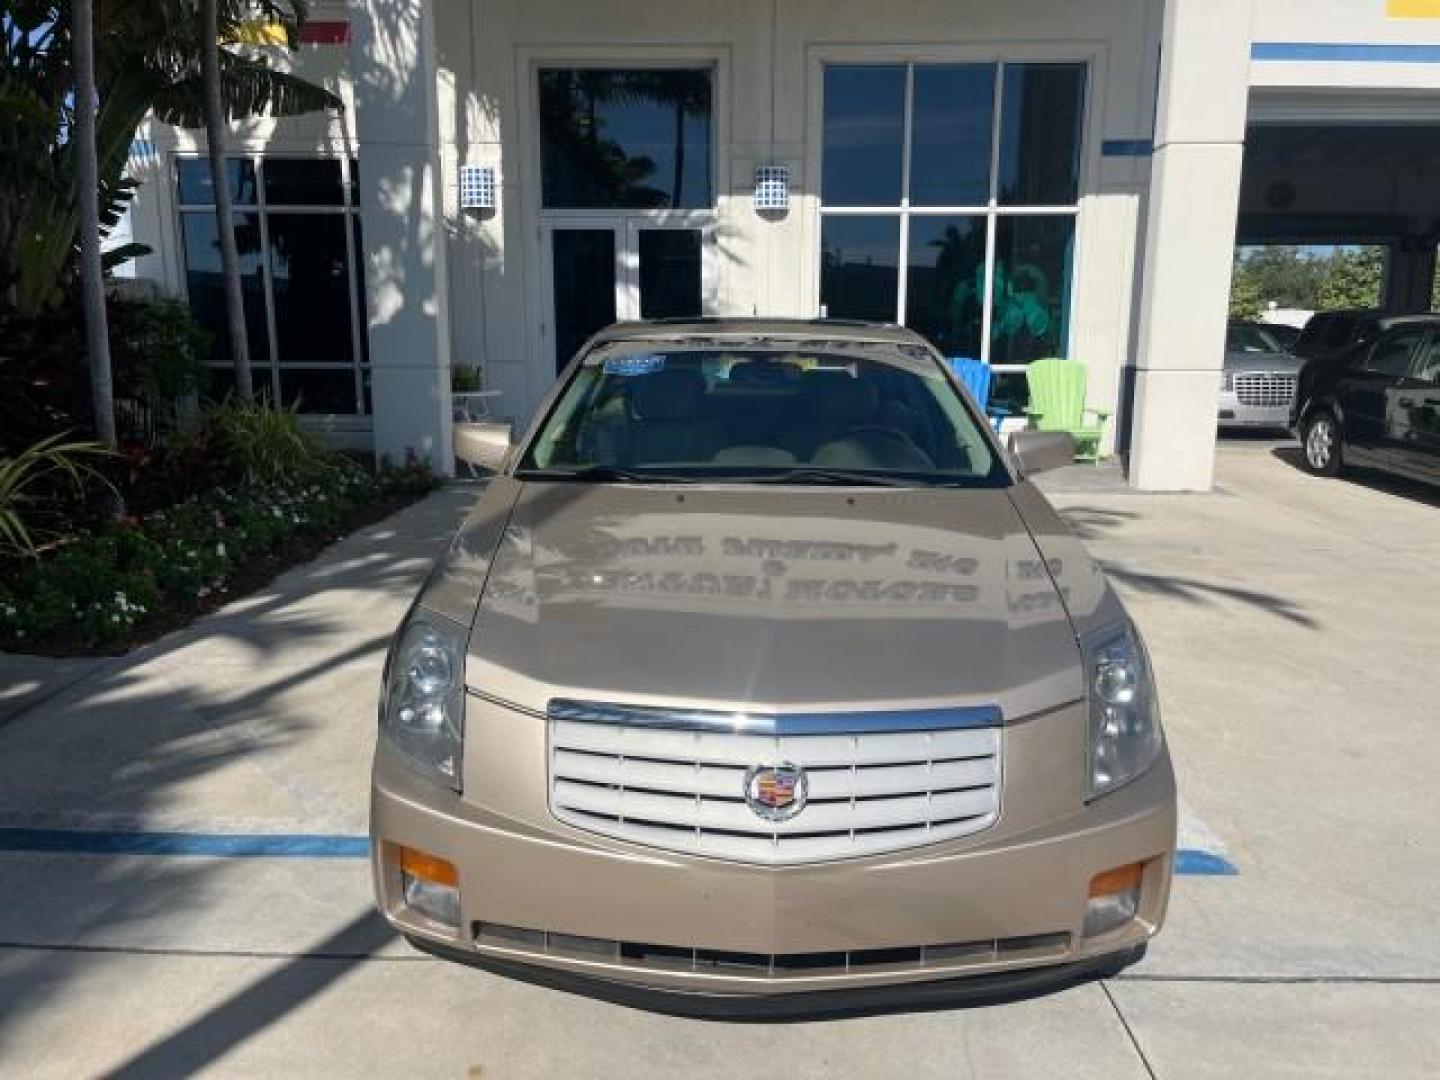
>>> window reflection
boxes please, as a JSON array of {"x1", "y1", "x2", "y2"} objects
[
  {"x1": 179, "y1": 156, "x2": 367, "y2": 413},
  {"x1": 540, "y1": 69, "x2": 713, "y2": 209},
  {"x1": 177, "y1": 158, "x2": 258, "y2": 206},
  {"x1": 180, "y1": 211, "x2": 269, "y2": 367},
  {"x1": 998, "y1": 64, "x2": 1086, "y2": 206},
  {"x1": 819, "y1": 61, "x2": 1085, "y2": 366},
  {"x1": 821, "y1": 66, "x2": 905, "y2": 207},
  {"x1": 268, "y1": 214, "x2": 354, "y2": 367},
  {"x1": 820, "y1": 217, "x2": 899, "y2": 322},
  {"x1": 905, "y1": 216, "x2": 986, "y2": 360},
  {"x1": 910, "y1": 65, "x2": 994, "y2": 207},
  {"x1": 264, "y1": 159, "x2": 344, "y2": 206},
  {"x1": 990, "y1": 216, "x2": 1075, "y2": 366}
]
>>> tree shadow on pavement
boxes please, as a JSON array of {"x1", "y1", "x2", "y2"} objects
[
  {"x1": 0, "y1": 488, "x2": 473, "y2": 1054},
  {"x1": 103, "y1": 909, "x2": 400, "y2": 1080},
  {"x1": 1055, "y1": 505, "x2": 1318, "y2": 629},
  {"x1": 1098, "y1": 562, "x2": 1318, "y2": 629}
]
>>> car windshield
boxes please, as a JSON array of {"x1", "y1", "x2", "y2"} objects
[
  {"x1": 517, "y1": 343, "x2": 1007, "y2": 487},
  {"x1": 1227, "y1": 325, "x2": 1283, "y2": 354}
]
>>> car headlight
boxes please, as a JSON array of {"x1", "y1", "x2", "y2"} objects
[
  {"x1": 1084, "y1": 623, "x2": 1162, "y2": 800},
  {"x1": 381, "y1": 611, "x2": 467, "y2": 790}
]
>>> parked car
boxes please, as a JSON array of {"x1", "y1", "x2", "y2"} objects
[
  {"x1": 1292, "y1": 313, "x2": 1440, "y2": 484},
  {"x1": 1292, "y1": 309, "x2": 1403, "y2": 365},
  {"x1": 371, "y1": 319, "x2": 1175, "y2": 1015},
  {"x1": 1218, "y1": 321, "x2": 1301, "y2": 430}
]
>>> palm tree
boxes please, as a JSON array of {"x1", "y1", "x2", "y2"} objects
[
  {"x1": 200, "y1": 0, "x2": 252, "y2": 400},
  {"x1": 71, "y1": 0, "x2": 116, "y2": 448},
  {"x1": 1, "y1": 2, "x2": 340, "y2": 320}
]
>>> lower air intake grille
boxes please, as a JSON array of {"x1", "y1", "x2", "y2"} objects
[{"x1": 475, "y1": 922, "x2": 1071, "y2": 978}]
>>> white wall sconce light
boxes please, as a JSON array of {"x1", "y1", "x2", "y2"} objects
[
  {"x1": 754, "y1": 164, "x2": 790, "y2": 213},
  {"x1": 459, "y1": 164, "x2": 497, "y2": 212}
]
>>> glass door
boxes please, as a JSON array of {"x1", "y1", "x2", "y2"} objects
[
  {"x1": 626, "y1": 221, "x2": 706, "y2": 321},
  {"x1": 545, "y1": 218, "x2": 712, "y2": 373},
  {"x1": 546, "y1": 222, "x2": 621, "y2": 374}
]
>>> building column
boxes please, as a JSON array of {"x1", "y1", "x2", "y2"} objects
[
  {"x1": 1128, "y1": 0, "x2": 1254, "y2": 491},
  {"x1": 349, "y1": 0, "x2": 453, "y2": 474},
  {"x1": 1386, "y1": 239, "x2": 1439, "y2": 312}
]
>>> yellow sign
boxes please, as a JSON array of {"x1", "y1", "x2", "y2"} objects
[
  {"x1": 230, "y1": 21, "x2": 290, "y2": 45},
  {"x1": 1389, "y1": 0, "x2": 1440, "y2": 18}
]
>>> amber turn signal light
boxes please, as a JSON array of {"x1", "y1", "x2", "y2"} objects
[
  {"x1": 396, "y1": 844, "x2": 458, "y2": 888},
  {"x1": 1088, "y1": 861, "x2": 1145, "y2": 899}
]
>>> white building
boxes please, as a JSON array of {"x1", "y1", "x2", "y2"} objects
[{"x1": 125, "y1": 0, "x2": 1440, "y2": 489}]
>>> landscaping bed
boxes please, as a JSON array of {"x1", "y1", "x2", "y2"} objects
[{"x1": 0, "y1": 458, "x2": 438, "y2": 657}]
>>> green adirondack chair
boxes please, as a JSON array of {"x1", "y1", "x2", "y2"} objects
[{"x1": 1024, "y1": 358, "x2": 1110, "y2": 464}]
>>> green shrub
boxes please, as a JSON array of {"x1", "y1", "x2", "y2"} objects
[
  {"x1": 207, "y1": 398, "x2": 333, "y2": 485},
  {"x1": 0, "y1": 459, "x2": 439, "y2": 652},
  {"x1": 125, "y1": 299, "x2": 208, "y2": 418}
]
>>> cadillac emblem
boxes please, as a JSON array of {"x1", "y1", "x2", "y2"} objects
[{"x1": 744, "y1": 762, "x2": 808, "y2": 822}]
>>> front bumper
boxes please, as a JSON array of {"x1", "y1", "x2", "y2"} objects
[
  {"x1": 1217, "y1": 390, "x2": 1294, "y2": 429},
  {"x1": 406, "y1": 934, "x2": 1149, "y2": 1019},
  {"x1": 370, "y1": 702, "x2": 1176, "y2": 1002}
]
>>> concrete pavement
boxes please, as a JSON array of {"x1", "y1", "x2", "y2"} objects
[{"x1": 1, "y1": 444, "x2": 1438, "y2": 1077}]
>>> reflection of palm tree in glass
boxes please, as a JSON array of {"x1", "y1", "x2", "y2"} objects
[
  {"x1": 544, "y1": 70, "x2": 710, "y2": 208},
  {"x1": 928, "y1": 226, "x2": 984, "y2": 352},
  {"x1": 932, "y1": 226, "x2": 1053, "y2": 358},
  {"x1": 603, "y1": 71, "x2": 709, "y2": 207}
]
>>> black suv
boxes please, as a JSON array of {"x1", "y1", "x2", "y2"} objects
[{"x1": 1291, "y1": 312, "x2": 1440, "y2": 485}]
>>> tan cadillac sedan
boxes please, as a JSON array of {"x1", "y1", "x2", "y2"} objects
[{"x1": 371, "y1": 320, "x2": 1175, "y2": 1016}]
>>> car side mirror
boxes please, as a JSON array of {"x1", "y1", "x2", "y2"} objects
[
  {"x1": 454, "y1": 419, "x2": 514, "y2": 473},
  {"x1": 1007, "y1": 430, "x2": 1076, "y2": 476}
]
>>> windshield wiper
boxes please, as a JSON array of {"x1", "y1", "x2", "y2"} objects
[
  {"x1": 746, "y1": 468, "x2": 919, "y2": 488},
  {"x1": 514, "y1": 465, "x2": 696, "y2": 485}
]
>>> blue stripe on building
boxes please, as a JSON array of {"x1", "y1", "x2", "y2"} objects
[
  {"x1": 1102, "y1": 139, "x2": 1154, "y2": 157},
  {"x1": 1253, "y1": 42, "x2": 1440, "y2": 64}
]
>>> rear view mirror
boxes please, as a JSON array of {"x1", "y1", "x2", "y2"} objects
[
  {"x1": 1007, "y1": 430, "x2": 1076, "y2": 476},
  {"x1": 454, "y1": 420, "x2": 514, "y2": 473}
]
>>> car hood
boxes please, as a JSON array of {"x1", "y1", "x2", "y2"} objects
[
  {"x1": 1224, "y1": 350, "x2": 1302, "y2": 374},
  {"x1": 454, "y1": 480, "x2": 1112, "y2": 721}
]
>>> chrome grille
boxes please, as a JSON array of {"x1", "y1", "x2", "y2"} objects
[
  {"x1": 1234, "y1": 371, "x2": 1297, "y2": 408},
  {"x1": 547, "y1": 702, "x2": 1002, "y2": 865}
]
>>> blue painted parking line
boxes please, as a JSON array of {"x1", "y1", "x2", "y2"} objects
[
  {"x1": 0, "y1": 828, "x2": 1239, "y2": 874},
  {"x1": 0, "y1": 829, "x2": 370, "y2": 858},
  {"x1": 1174, "y1": 849, "x2": 1238, "y2": 876}
]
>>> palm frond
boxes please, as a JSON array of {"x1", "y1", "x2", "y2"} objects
[
  {"x1": 152, "y1": 51, "x2": 342, "y2": 128},
  {"x1": 0, "y1": 435, "x2": 114, "y2": 558}
]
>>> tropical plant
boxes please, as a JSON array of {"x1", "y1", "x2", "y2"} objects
[
  {"x1": 1316, "y1": 246, "x2": 1386, "y2": 311},
  {"x1": 206, "y1": 397, "x2": 332, "y2": 485},
  {"x1": 450, "y1": 365, "x2": 481, "y2": 392},
  {"x1": 127, "y1": 298, "x2": 208, "y2": 424},
  {"x1": 1229, "y1": 262, "x2": 1264, "y2": 320},
  {"x1": 0, "y1": 433, "x2": 112, "y2": 557},
  {"x1": 0, "y1": 1, "x2": 341, "y2": 317}
]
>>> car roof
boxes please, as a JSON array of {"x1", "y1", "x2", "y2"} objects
[
  {"x1": 1308, "y1": 310, "x2": 1440, "y2": 327},
  {"x1": 589, "y1": 318, "x2": 931, "y2": 348}
]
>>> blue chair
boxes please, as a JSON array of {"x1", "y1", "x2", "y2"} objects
[{"x1": 947, "y1": 358, "x2": 1007, "y2": 433}]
